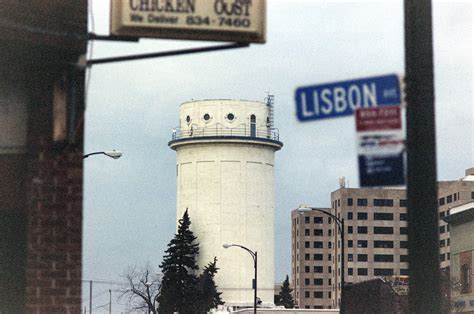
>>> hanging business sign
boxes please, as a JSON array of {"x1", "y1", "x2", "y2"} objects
[
  {"x1": 356, "y1": 107, "x2": 406, "y2": 187},
  {"x1": 110, "y1": 0, "x2": 266, "y2": 43}
]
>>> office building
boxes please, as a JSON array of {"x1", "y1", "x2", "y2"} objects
[{"x1": 291, "y1": 168, "x2": 474, "y2": 309}]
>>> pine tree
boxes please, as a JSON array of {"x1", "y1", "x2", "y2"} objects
[
  {"x1": 158, "y1": 210, "x2": 200, "y2": 314},
  {"x1": 196, "y1": 257, "x2": 224, "y2": 313},
  {"x1": 276, "y1": 275, "x2": 295, "y2": 308}
]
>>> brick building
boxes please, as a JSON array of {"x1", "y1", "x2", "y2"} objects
[
  {"x1": 0, "y1": 1, "x2": 87, "y2": 313},
  {"x1": 291, "y1": 168, "x2": 474, "y2": 310}
]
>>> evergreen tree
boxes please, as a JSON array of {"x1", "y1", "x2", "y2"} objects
[
  {"x1": 196, "y1": 257, "x2": 224, "y2": 313},
  {"x1": 158, "y1": 210, "x2": 199, "y2": 314},
  {"x1": 276, "y1": 275, "x2": 295, "y2": 308}
]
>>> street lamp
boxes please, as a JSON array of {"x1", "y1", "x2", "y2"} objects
[
  {"x1": 83, "y1": 150, "x2": 122, "y2": 159},
  {"x1": 298, "y1": 205, "x2": 345, "y2": 313},
  {"x1": 223, "y1": 243, "x2": 258, "y2": 314}
]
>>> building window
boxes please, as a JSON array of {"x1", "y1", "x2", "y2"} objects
[
  {"x1": 439, "y1": 239, "x2": 445, "y2": 247},
  {"x1": 357, "y1": 226, "x2": 368, "y2": 234},
  {"x1": 439, "y1": 254, "x2": 445, "y2": 262},
  {"x1": 374, "y1": 213, "x2": 393, "y2": 220},
  {"x1": 348, "y1": 240, "x2": 353, "y2": 248},
  {"x1": 454, "y1": 193, "x2": 457, "y2": 201},
  {"x1": 439, "y1": 197, "x2": 445, "y2": 205},
  {"x1": 226, "y1": 113, "x2": 235, "y2": 121},
  {"x1": 400, "y1": 269, "x2": 409, "y2": 276},
  {"x1": 314, "y1": 291, "x2": 323, "y2": 298},
  {"x1": 328, "y1": 242, "x2": 332, "y2": 248},
  {"x1": 400, "y1": 227, "x2": 408, "y2": 235},
  {"x1": 328, "y1": 266, "x2": 332, "y2": 273},
  {"x1": 314, "y1": 254, "x2": 323, "y2": 261},
  {"x1": 305, "y1": 291, "x2": 310, "y2": 298},
  {"x1": 461, "y1": 264, "x2": 471, "y2": 294},
  {"x1": 328, "y1": 229, "x2": 332, "y2": 236},
  {"x1": 305, "y1": 216, "x2": 310, "y2": 223},
  {"x1": 347, "y1": 212, "x2": 353, "y2": 220},
  {"x1": 328, "y1": 278, "x2": 332, "y2": 285},
  {"x1": 440, "y1": 211, "x2": 446, "y2": 219},
  {"x1": 338, "y1": 199, "x2": 340, "y2": 207},
  {"x1": 357, "y1": 240, "x2": 368, "y2": 248},
  {"x1": 373, "y1": 199, "x2": 394, "y2": 207},
  {"x1": 328, "y1": 217, "x2": 332, "y2": 224},
  {"x1": 314, "y1": 216, "x2": 323, "y2": 223},
  {"x1": 447, "y1": 195, "x2": 453, "y2": 203},
  {"x1": 348, "y1": 254, "x2": 353, "y2": 262},
  {"x1": 400, "y1": 241, "x2": 408, "y2": 248},
  {"x1": 314, "y1": 241, "x2": 323, "y2": 248},
  {"x1": 305, "y1": 254, "x2": 310, "y2": 260},
  {"x1": 400, "y1": 213, "x2": 408, "y2": 221},
  {"x1": 314, "y1": 229, "x2": 323, "y2": 236},
  {"x1": 374, "y1": 227, "x2": 394, "y2": 234},
  {"x1": 348, "y1": 226, "x2": 353, "y2": 234},
  {"x1": 400, "y1": 199, "x2": 408, "y2": 207},
  {"x1": 305, "y1": 278, "x2": 310, "y2": 285},
  {"x1": 314, "y1": 278, "x2": 323, "y2": 285},
  {"x1": 348, "y1": 268, "x2": 353, "y2": 275},
  {"x1": 374, "y1": 268, "x2": 394, "y2": 276},
  {"x1": 328, "y1": 254, "x2": 332, "y2": 261},
  {"x1": 348, "y1": 198, "x2": 353, "y2": 206},
  {"x1": 203, "y1": 113, "x2": 211, "y2": 121},
  {"x1": 357, "y1": 198, "x2": 368, "y2": 206},
  {"x1": 400, "y1": 255, "x2": 408, "y2": 262},
  {"x1": 358, "y1": 254, "x2": 368, "y2": 262},
  {"x1": 357, "y1": 212, "x2": 368, "y2": 220},
  {"x1": 374, "y1": 240, "x2": 394, "y2": 248},
  {"x1": 305, "y1": 229, "x2": 310, "y2": 236},
  {"x1": 471, "y1": 191, "x2": 474, "y2": 199},
  {"x1": 374, "y1": 254, "x2": 394, "y2": 262},
  {"x1": 314, "y1": 266, "x2": 323, "y2": 273},
  {"x1": 358, "y1": 268, "x2": 368, "y2": 276},
  {"x1": 305, "y1": 241, "x2": 310, "y2": 248}
]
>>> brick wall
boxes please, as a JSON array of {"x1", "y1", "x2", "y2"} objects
[{"x1": 23, "y1": 73, "x2": 84, "y2": 313}]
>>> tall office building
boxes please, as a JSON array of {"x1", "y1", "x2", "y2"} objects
[
  {"x1": 169, "y1": 98, "x2": 283, "y2": 307},
  {"x1": 291, "y1": 168, "x2": 474, "y2": 309}
]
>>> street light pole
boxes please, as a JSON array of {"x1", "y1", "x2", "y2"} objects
[
  {"x1": 223, "y1": 243, "x2": 258, "y2": 314},
  {"x1": 299, "y1": 206, "x2": 345, "y2": 313}
]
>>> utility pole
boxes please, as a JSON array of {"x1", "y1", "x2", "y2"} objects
[
  {"x1": 404, "y1": 1, "x2": 440, "y2": 313},
  {"x1": 109, "y1": 289, "x2": 112, "y2": 314},
  {"x1": 89, "y1": 280, "x2": 93, "y2": 314}
]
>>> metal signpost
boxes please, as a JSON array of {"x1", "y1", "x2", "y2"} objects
[{"x1": 295, "y1": 74, "x2": 402, "y2": 121}]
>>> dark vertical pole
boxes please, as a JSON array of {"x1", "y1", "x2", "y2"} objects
[
  {"x1": 89, "y1": 280, "x2": 92, "y2": 314},
  {"x1": 254, "y1": 252, "x2": 257, "y2": 314},
  {"x1": 404, "y1": 1, "x2": 440, "y2": 313},
  {"x1": 340, "y1": 219, "x2": 345, "y2": 314}
]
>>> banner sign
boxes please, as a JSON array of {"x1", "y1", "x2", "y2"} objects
[
  {"x1": 111, "y1": 0, "x2": 266, "y2": 43},
  {"x1": 356, "y1": 107, "x2": 406, "y2": 187}
]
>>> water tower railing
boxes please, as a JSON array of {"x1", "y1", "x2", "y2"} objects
[{"x1": 171, "y1": 123, "x2": 280, "y2": 142}]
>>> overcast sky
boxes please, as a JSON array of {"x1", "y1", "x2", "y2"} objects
[{"x1": 82, "y1": 0, "x2": 472, "y2": 310}]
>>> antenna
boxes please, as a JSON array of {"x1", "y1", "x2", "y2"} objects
[
  {"x1": 265, "y1": 93, "x2": 274, "y2": 128},
  {"x1": 339, "y1": 176, "x2": 346, "y2": 188}
]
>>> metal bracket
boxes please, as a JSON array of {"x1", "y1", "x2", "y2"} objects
[{"x1": 86, "y1": 41, "x2": 250, "y2": 66}]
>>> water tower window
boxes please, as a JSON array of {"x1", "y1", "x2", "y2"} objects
[
  {"x1": 227, "y1": 113, "x2": 235, "y2": 121},
  {"x1": 186, "y1": 115, "x2": 191, "y2": 123},
  {"x1": 203, "y1": 113, "x2": 210, "y2": 121}
]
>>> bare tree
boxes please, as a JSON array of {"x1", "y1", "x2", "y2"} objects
[{"x1": 120, "y1": 264, "x2": 161, "y2": 313}]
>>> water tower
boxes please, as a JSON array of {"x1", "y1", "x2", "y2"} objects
[{"x1": 168, "y1": 98, "x2": 283, "y2": 307}]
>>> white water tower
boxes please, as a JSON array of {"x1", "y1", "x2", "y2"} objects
[{"x1": 169, "y1": 98, "x2": 282, "y2": 307}]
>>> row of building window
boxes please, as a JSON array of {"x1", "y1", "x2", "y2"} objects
[
  {"x1": 347, "y1": 268, "x2": 408, "y2": 276},
  {"x1": 439, "y1": 193, "x2": 459, "y2": 205},
  {"x1": 303, "y1": 228, "x2": 331, "y2": 236},
  {"x1": 347, "y1": 212, "x2": 408, "y2": 221},
  {"x1": 348, "y1": 240, "x2": 408, "y2": 248},
  {"x1": 347, "y1": 226, "x2": 407, "y2": 235},
  {"x1": 347, "y1": 254, "x2": 407, "y2": 263},
  {"x1": 304, "y1": 291, "x2": 330, "y2": 299},
  {"x1": 304, "y1": 216, "x2": 331, "y2": 224},
  {"x1": 304, "y1": 253, "x2": 331, "y2": 261},
  {"x1": 345, "y1": 198, "x2": 407, "y2": 207}
]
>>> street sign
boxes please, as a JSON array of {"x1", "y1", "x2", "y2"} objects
[
  {"x1": 111, "y1": 0, "x2": 266, "y2": 43},
  {"x1": 356, "y1": 107, "x2": 406, "y2": 187},
  {"x1": 295, "y1": 74, "x2": 402, "y2": 121}
]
